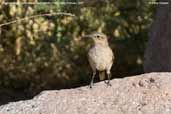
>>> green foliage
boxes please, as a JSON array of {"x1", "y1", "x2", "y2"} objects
[{"x1": 0, "y1": 0, "x2": 154, "y2": 95}]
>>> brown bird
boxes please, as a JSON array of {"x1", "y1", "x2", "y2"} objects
[{"x1": 83, "y1": 32, "x2": 114, "y2": 88}]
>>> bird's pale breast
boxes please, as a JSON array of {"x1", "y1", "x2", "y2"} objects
[{"x1": 88, "y1": 45, "x2": 113, "y2": 71}]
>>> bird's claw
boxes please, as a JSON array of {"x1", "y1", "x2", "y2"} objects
[
  {"x1": 105, "y1": 80, "x2": 112, "y2": 86},
  {"x1": 107, "y1": 82, "x2": 112, "y2": 86}
]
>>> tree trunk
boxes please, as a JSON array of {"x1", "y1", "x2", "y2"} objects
[{"x1": 144, "y1": 0, "x2": 171, "y2": 72}]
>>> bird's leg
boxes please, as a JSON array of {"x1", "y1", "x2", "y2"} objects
[
  {"x1": 90, "y1": 71, "x2": 96, "y2": 88},
  {"x1": 106, "y1": 71, "x2": 112, "y2": 86}
]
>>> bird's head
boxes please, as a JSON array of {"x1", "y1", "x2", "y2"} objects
[{"x1": 82, "y1": 32, "x2": 109, "y2": 46}]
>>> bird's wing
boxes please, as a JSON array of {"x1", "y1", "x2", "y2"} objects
[{"x1": 109, "y1": 48, "x2": 114, "y2": 63}]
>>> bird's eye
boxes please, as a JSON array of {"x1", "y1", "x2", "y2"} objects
[{"x1": 97, "y1": 35, "x2": 100, "y2": 38}]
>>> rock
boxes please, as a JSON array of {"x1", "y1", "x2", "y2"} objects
[{"x1": 1, "y1": 72, "x2": 171, "y2": 114}]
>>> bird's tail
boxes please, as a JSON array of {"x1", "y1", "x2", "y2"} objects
[{"x1": 99, "y1": 71, "x2": 105, "y2": 81}]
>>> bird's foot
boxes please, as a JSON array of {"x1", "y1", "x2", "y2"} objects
[
  {"x1": 105, "y1": 80, "x2": 112, "y2": 86},
  {"x1": 107, "y1": 82, "x2": 112, "y2": 86}
]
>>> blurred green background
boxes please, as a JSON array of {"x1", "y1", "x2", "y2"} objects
[{"x1": 0, "y1": 0, "x2": 155, "y2": 102}]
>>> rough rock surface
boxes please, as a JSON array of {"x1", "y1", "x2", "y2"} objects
[{"x1": 1, "y1": 72, "x2": 171, "y2": 114}]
